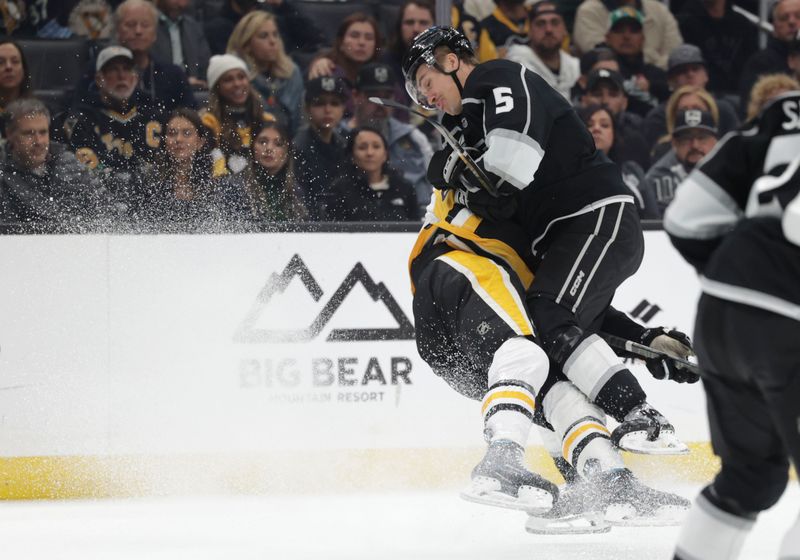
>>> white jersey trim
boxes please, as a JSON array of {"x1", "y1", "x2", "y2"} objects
[
  {"x1": 530, "y1": 195, "x2": 634, "y2": 254},
  {"x1": 483, "y1": 128, "x2": 545, "y2": 190},
  {"x1": 700, "y1": 276, "x2": 800, "y2": 322},
  {"x1": 663, "y1": 170, "x2": 742, "y2": 240}
]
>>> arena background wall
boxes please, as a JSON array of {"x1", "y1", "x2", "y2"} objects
[{"x1": 0, "y1": 230, "x2": 721, "y2": 499}]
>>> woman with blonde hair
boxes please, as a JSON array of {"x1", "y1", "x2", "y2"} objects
[
  {"x1": 226, "y1": 11, "x2": 304, "y2": 135},
  {"x1": 746, "y1": 73, "x2": 800, "y2": 121}
]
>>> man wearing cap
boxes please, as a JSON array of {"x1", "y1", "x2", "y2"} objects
[
  {"x1": 581, "y1": 68, "x2": 651, "y2": 168},
  {"x1": 602, "y1": 7, "x2": 669, "y2": 109},
  {"x1": 294, "y1": 76, "x2": 349, "y2": 220},
  {"x1": 347, "y1": 62, "x2": 433, "y2": 212},
  {"x1": 573, "y1": 0, "x2": 682, "y2": 69},
  {"x1": 739, "y1": 0, "x2": 800, "y2": 117},
  {"x1": 644, "y1": 108, "x2": 719, "y2": 217},
  {"x1": 67, "y1": 45, "x2": 163, "y2": 177},
  {"x1": 676, "y1": 0, "x2": 758, "y2": 96},
  {"x1": 505, "y1": 1, "x2": 580, "y2": 99},
  {"x1": 74, "y1": 0, "x2": 196, "y2": 112},
  {"x1": 642, "y1": 44, "x2": 740, "y2": 148}
]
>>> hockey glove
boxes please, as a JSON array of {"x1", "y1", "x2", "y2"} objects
[
  {"x1": 639, "y1": 328, "x2": 699, "y2": 384},
  {"x1": 454, "y1": 188, "x2": 518, "y2": 221},
  {"x1": 427, "y1": 146, "x2": 485, "y2": 191}
]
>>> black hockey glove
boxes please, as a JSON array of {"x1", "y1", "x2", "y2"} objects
[
  {"x1": 639, "y1": 328, "x2": 699, "y2": 384},
  {"x1": 427, "y1": 146, "x2": 484, "y2": 191},
  {"x1": 454, "y1": 188, "x2": 518, "y2": 221}
]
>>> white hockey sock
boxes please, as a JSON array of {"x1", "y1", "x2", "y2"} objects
[
  {"x1": 562, "y1": 334, "x2": 627, "y2": 402},
  {"x1": 674, "y1": 492, "x2": 755, "y2": 560},
  {"x1": 482, "y1": 338, "x2": 548, "y2": 447},
  {"x1": 779, "y1": 510, "x2": 800, "y2": 560},
  {"x1": 542, "y1": 381, "x2": 624, "y2": 476}
]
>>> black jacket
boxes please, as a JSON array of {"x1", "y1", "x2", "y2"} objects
[
  {"x1": 739, "y1": 37, "x2": 792, "y2": 118},
  {"x1": 293, "y1": 127, "x2": 348, "y2": 220},
  {"x1": 326, "y1": 165, "x2": 420, "y2": 222}
]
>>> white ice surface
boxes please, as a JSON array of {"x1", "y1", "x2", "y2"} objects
[{"x1": 0, "y1": 484, "x2": 796, "y2": 560}]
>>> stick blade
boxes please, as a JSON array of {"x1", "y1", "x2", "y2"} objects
[{"x1": 368, "y1": 96, "x2": 387, "y2": 106}]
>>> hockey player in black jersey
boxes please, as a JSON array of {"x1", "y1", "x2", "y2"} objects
[
  {"x1": 666, "y1": 91, "x2": 800, "y2": 560},
  {"x1": 403, "y1": 26, "x2": 695, "y2": 455},
  {"x1": 410, "y1": 189, "x2": 689, "y2": 532}
]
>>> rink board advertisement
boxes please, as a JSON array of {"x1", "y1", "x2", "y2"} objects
[{"x1": 0, "y1": 232, "x2": 713, "y2": 496}]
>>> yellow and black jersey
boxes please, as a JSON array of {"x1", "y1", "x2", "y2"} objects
[
  {"x1": 409, "y1": 188, "x2": 534, "y2": 294},
  {"x1": 68, "y1": 92, "x2": 162, "y2": 172},
  {"x1": 200, "y1": 110, "x2": 277, "y2": 151},
  {"x1": 478, "y1": 7, "x2": 529, "y2": 62}
]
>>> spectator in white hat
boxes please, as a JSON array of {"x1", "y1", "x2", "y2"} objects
[{"x1": 201, "y1": 53, "x2": 276, "y2": 174}]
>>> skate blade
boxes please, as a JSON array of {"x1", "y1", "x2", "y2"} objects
[
  {"x1": 460, "y1": 477, "x2": 553, "y2": 514},
  {"x1": 606, "y1": 503, "x2": 689, "y2": 527},
  {"x1": 525, "y1": 511, "x2": 611, "y2": 535},
  {"x1": 615, "y1": 430, "x2": 690, "y2": 455}
]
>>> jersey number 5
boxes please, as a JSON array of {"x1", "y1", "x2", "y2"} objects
[{"x1": 493, "y1": 87, "x2": 514, "y2": 114}]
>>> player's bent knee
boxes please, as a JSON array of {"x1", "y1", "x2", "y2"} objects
[
  {"x1": 716, "y1": 464, "x2": 789, "y2": 513},
  {"x1": 488, "y1": 337, "x2": 549, "y2": 393}
]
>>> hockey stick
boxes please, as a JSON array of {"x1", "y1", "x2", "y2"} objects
[
  {"x1": 368, "y1": 97, "x2": 499, "y2": 197},
  {"x1": 601, "y1": 333, "x2": 702, "y2": 377}
]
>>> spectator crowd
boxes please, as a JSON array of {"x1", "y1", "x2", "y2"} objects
[{"x1": 0, "y1": 0, "x2": 798, "y2": 233}]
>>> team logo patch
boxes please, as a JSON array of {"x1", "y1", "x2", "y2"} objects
[
  {"x1": 321, "y1": 77, "x2": 335, "y2": 92},
  {"x1": 461, "y1": 117, "x2": 469, "y2": 128},
  {"x1": 477, "y1": 321, "x2": 491, "y2": 335},
  {"x1": 375, "y1": 66, "x2": 389, "y2": 83},
  {"x1": 685, "y1": 109, "x2": 702, "y2": 127}
]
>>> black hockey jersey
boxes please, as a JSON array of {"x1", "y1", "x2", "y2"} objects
[
  {"x1": 664, "y1": 91, "x2": 800, "y2": 320},
  {"x1": 445, "y1": 59, "x2": 632, "y2": 254}
]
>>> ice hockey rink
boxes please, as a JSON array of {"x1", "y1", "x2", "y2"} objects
[{"x1": 1, "y1": 485, "x2": 797, "y2": 559}]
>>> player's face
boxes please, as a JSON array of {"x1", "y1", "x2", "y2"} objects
[
  {"x1": 670, "y1": 64, "x2": 708, "y2": 89},
  {"x1": 248, "y1": 20, "x2": 282, "y2": 66},
  {"x1": 165, "y1": 116, "x2": 204, "y2": 164},
  {"x1": 96, "y1": 59, "x2": 138, "y2": 102},
  {"x1": 308, "y1": 94, "x2": 345, "y2": 131},
  {"x1": 400, "y1": 4, "x2": 434, "y2": 46},
  {"x1": 529, "y1": 12, "x2": 566, "y2": 53},
  {"x1": 341, "y1": 22, "x2": 376, "y2": 64},
  {"x1": 7, "y1": 113, "x2": 49, "y2": 170},
  {"x1": 0, "y1": 43, "x2": 24, "y2": 93},
  {"x1": 605, "y1": 21, "x2": 644, "y2": 57},
  {"x1": 673, "y1": 130, "x2": 717, "y2": 168},
  {"x1": 217, "y1": 68, "x2": 250, "y2": 106},
  {"x1": 586, "y1": 109, "x2": 614, "y2": 154},
  {"x1": 773, "y1": 0, "x2": 800, "y2": 41},
  {"x1": 117, "y1": 5, "x2": 157, "y2": 53},
  {"x1": 352, "y1": 129, "x2": 387, "y2": 176},
  {"x1": 414, "y1": 58, "x2": 462, "y2": 114},
  {"x1": 253, "y1": 127, "x2": 289, "y2": 175}
]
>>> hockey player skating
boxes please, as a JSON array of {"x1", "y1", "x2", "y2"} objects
[
  {"x1": 665, "y1": 91, "x2": 800, "y2": 560},
  {"x1": 403, "y1": 26, "x2": 696, "y2": 455},
  {"x1": 410, "y1": 189, "x2": 689, "y2": 533}
]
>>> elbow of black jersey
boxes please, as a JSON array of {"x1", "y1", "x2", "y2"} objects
[
  {"x1": 667, "y1": 233, "x2": 720, "y2": 274},
  {"x1": 600, "y1": 306, "x2": 647, "y2": 343}
]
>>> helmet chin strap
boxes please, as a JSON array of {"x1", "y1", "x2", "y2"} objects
[{"x1": 447, "y1": 58, "x2": 464, "y2": 95}]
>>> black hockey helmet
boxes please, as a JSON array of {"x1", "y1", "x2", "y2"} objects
[{"x1": 402, "y1": 26, "x2": 474, "y2": 109}]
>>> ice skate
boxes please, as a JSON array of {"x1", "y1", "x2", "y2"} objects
[
  {"x1": 611, "y1": 403, "x2": 689, "y2": 455},
  {"x1": 593, "y1": 468, "x2": 690, "y2": 526},
  {"x1": 460, "y1": 440, "x2": 557, "y2": 514},
  {"x1": 525, "y1": 480, "x2": 611, "y2": 535}
]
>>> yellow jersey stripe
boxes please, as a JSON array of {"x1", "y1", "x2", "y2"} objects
[{"x1": 438, "y1": 251, "x2": 533, "y2": 336}]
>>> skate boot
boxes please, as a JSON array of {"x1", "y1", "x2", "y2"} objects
[
  {"x1": 611, "y1": 403, "x2": 689, "y2": 455},
  {"x1": 593, "y1": 468, "x2": 690, "y2": 526},
  {"x1": 460, "y1": 440, "x2": 557, "y2": 514},
  {"x1": 525, "y1": 478, "x2": 611, "y2": 534}
]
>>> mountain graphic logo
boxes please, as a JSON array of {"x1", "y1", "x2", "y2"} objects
[{"x1": 234, "y1": 254, "x2": 415, "y2": 343}]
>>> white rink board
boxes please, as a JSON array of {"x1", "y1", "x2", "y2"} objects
[{"x1": 0, "y1": 231, "x2": 706, "y2": 458}]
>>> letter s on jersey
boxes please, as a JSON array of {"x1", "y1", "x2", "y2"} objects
[
  {"x1": 782, "y1": 100, "x2": 800, "y2": 131},
  {"x1": 493, "y1": 87, "x2": 514, "y2": 114}
]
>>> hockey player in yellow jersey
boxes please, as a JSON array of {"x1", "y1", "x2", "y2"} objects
[{"x1": 410, "y1": 188, "x2": 689, "y2": 532}]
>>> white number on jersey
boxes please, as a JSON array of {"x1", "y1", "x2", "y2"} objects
[{"x1": 493, "y1": 87, "x2": 514, "y2": 114}]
